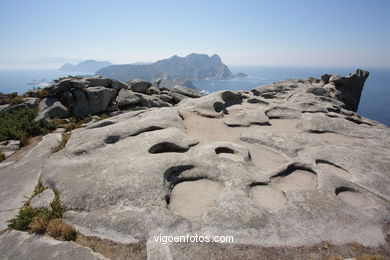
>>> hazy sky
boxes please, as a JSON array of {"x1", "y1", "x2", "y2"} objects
[{"x1": 0, "y1": 0, "x2": 389, "y2": 68}]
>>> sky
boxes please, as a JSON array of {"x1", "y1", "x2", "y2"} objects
[{"x1": 0, "y1": 0, "x2": 389, "y2": 68}]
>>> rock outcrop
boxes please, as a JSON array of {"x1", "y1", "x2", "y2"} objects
[
  {"x1": 21, "y1": 76, "x2": 204, "y2": 122},
  {"x1": 1, "y1": 69, "x2": 390, "y2": 259}
]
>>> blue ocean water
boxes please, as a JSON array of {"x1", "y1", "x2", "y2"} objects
[
  {"x1": 0, "y1": 67, "x2": 388, "y2": 126},
  {"x1": 193, "y1": 66, "x2": 390, "y2": 127}
]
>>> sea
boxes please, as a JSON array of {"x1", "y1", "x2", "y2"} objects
[{"x1": 0, "y1": 66, "x2": 388, "y2": 126}]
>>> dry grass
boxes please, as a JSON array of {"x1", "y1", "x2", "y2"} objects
[
  {"x1": 0, "y1": 151, "x2": 5, "y2": 162},
  {"x1": 52, "y1": 132, "x2": 71, "y2": 153},
  {"x1": 76, "y1": 233, "x2": 147, "y2": 260},
  {"x1": 46, "y1": 219, "x2": 76, "y2": 241},
  {"x1": 28, "y1": 216, "x2": 48, "y2": 234}
]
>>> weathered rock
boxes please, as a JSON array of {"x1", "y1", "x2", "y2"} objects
[
  {"x1": 84, "y1": 76, "x2": 111, "y2": 87},
  {"x1": 147, "y1": 79, "x2": 162, "y2": 95},
  {"x1": 35, "y1": 98, "x2": 70, "y2": 122},
  {"x1": 0, "y1": 230, "x2": 108, "y2": 260},
  {"x1": 71, "y1": 89, "x2": 89, "y2": 118},
  {"x1": 177, "y1": 90, "x2": 241, "y2": 117},
  {"x1": 0, "y1": 133, "x2": 61, "y2": 229},
  {"x1": 30, "y1": 189, "x2": 55, "y2": 209},
  {"x1": 328, "y1": 69, "x2": 369, "y2": 111},
  {"x1": 4, "y1": 103, "x2": 29, "y2": 113},
  {"x1": 159, "y1": 94, "x2": 174, "y2": 103},
  {"x1": 23, "y1": 97, "x2": 40, "y2": 108},
  {"x1": 170, "y1": 92, "x2": 189, "y2": 104},
  {"x1": 265, "y1": 106, "x2": 301, "y2": 119},
  {"x1": 111, "y1": 79, "x2": 129, "y2": 90},
  {"x1": 128, "y1": 79, "x2": 152, "y2": 93},
  {"x1": 116, "y1": 89, "x2": 142, "y2": 108},
  {"x1": 86, "y1": 87, "x2": 117, "y2": 115},
  {"x1": 4, "y1": 70, "x2": 390, "y2": 258},
  {"x1": 224, "y1": 108, "x2": 269, "y2": 127},
  {"x1": 0, "y1": 140, "x2": 20, "y2": 157},
  {"x1": 44, "y1": 78, "x2": 86, "y2": 95},
  {"x1": 171, "y1": 85, "x2": 202, "y2": 98}
]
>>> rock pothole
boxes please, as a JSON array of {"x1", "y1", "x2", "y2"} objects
[
  {"x1": 335, "y1": 186, "x2": 374, "y2": 208},
  {"x1": 215, "y1": 146, "x2": 248, "y2": 161},
  {"x1": 316, "y1": 159, "x2": 351, "y2": 179},
  {"x1": 250, "y1": 183, "x2": 287, "y2": 211},
  {"x1": 149, "y1": 142, "x2": 189, "y2": 153},
  {"x1": 168, "y1": 179, "x2": 223, "y2": 221},
  {"x1": 271, "y1": 164, "x2": 317, "y2": 191}
]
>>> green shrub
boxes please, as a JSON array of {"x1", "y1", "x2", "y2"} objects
[
  {"x1": 0, "y1": 108, "x2": 57, "y2": 144},
  {"x1": 8, "y1": 184, "x2": 67, "y2": 235},
  {"x1": 10, "y1": 96, "x2": 24, "y2": 106},
  {"x1": 8, "y1": 206, "x2": 51, "y2": 231}
]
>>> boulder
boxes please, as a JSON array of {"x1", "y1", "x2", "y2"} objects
[
  {"x1": 171, "y1": 92, "x2": 189, "y2": 104},
  {"x1": 4, "y1": 103, "x2": 29, "y2": 113},
  {"x1": 159, "y1": 94, "x2": 174, "y2": 103},
  {"x1": 84, "y1": 76, "x2": 111, "y2": 87},
  {"x1": 171, "y1": 85, "x2": 202, "y2": 98},
  {"x1": 127, "y1": 79, "x2": 152, "y2": 93},
  {"x1": 147, "y1": 79, "x2": 162, "y2": 95},
  {"x1": 111, "y1": 79, "x2": 129, "y2": 90},
  {"x1": 0, "y1": 140, "x2": 20, "y2": 157},
  {"x1": 44, "y1": 78, "x2": 86, "y2": 96},
  {"x1": 23, "y1": 97, "x2": 40, "y2": 108},
  {"x1": 86, "y1": 87, "x2": 117, "y2": 115},
  {"x1": 116, "y1": 89, "x2": 142, "y2": 108},
  {"x1": 35, "y1": 98, "x2": 70, "y2": 122},
  {"x1": 30, "y1": 189, "x2": 55, "y2": 209},
  {"x1": 328, "y1": 69, "x2": 369, "y2": 111},
  {"x1": 71, "y1": 89, "x2": 89, "y2": 118}
]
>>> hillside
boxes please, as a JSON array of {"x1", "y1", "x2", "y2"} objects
[
  {"x1": 96, "y1": 53, "x2": 233, "y2": 82},
  {"x1": 58, "y1": 60, "x2": 112, "y2": 73}
]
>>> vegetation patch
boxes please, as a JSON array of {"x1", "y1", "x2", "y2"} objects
[
  {"x1": 58, "y1": 75, "x2": 84, "y2": 80},
  {"x1": 7, "y1": 181, "x2": 73, "y2": 241},
  {"x1": 10, "y1": 96, "x2": 24, "y2": 106},
  {"x1": 51, "y1": 117, "x2": 83, "y2": 132},
  {"x1": 52, "y1": 132, "x2": 71, "y2": 153},
  {"x1": 0, "y1": 108, "x2": 56, "y2": 146},
  {"x1": 0, "y1": 151, "x2": 5, "y2": 162},
  {"x1": 46, "y1": 219, "x2": 77, "y2": 241}
]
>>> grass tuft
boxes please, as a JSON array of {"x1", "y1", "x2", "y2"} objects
[
  {"x1": 46, "y1": 219, "x2": 77, "y2": 241},
  {"x1": 52, "y1": 132, "x2": 71, "y2": 153},
  {"x1": 0, "y1": 151, "x2": 5, "y2": 162}
]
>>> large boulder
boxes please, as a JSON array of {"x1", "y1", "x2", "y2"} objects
[
  {"x1": 44, "y1": 78, "x2": 87, "y2": 96},
  {"x1": 23, "y1": 97, "x2": 40, "y2": 108},
  {"x1": 127, "y1": 79, "x2": 152, "y2": 93},
  {"x1": 327, "y1": 69, "x2": 369, "y2": 111},
  {"x1": 30, "y1": 188, "x2": 55, "y2": 209},
  {"x1": 171, "y1": 85, "x2": 203, "y2": 98},
  {"x1": 116, "y1": 89, "x2": 142, "y2": 108},
  {"x1": 35, "y1": 98, "x2": 70, "y2": 122},
  {"x1": 86, "y1": 87, "x2": 117, "y2": 115},
  {"x1": 71, "y1": 89, "x2": 90, "y2": 118}
]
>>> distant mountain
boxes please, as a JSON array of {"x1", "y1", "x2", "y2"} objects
[
  {"x1": 58, "y1": 60, "x2": 112, "y2": 73},
  {"x1": 95, "y1": 53, "x2": 233, "y2": 82}
]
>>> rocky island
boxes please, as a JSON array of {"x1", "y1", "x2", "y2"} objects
[{"x1": 0, "y1": 69, "x2": 389, "y2": 259}]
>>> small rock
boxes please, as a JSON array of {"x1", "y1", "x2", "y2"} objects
[{"x1": 30, "y1": 189, "x2": 55, "y2": 209}]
